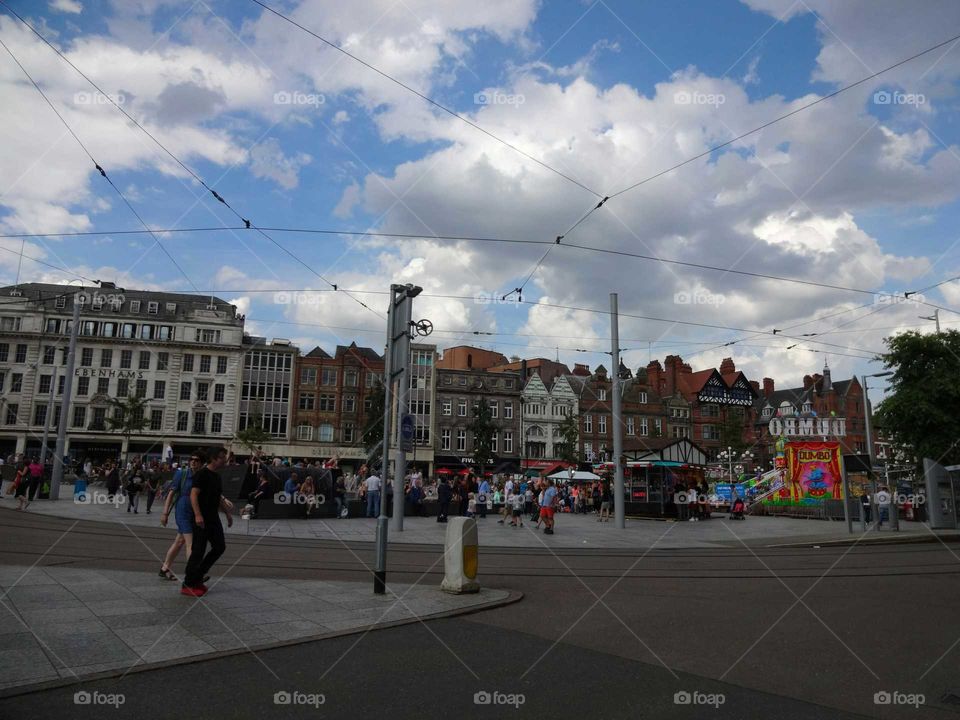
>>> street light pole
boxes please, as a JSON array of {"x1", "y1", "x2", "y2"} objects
[
  {"x1": 862, "y1": 371, "x2": 893, "y2": 530},
  {"x1": 39, "y1": 364, "x2": 57, "y2": 465},
  {"x1": 50, "y1": 293, "x2": 82, "y2": 500}
]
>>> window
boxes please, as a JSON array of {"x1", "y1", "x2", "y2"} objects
[
  {"x1": 457, "y1": 400, "x2": 466, "y2": 417},
  {"x1": 321, "y1": 368, "x2": 337, "y2": 386},
  {"x1": 598, "y1": 415, "x2": 607, "y2": 434},
  {"x1": 342, "y1": 423, "x2": 354, "y2": 443},
  {"x1": 627, "y1": 417, "x2": 635, "y2": 435},
  {"x1": 14, "y1": 344, "x2": 26, "y2": 364},
  {"x1": 37, "y1": 374, "x2": 52, "y2": 394},
  {"x1": 166, "y1": 302, "x2": 176, "y2": 313},
  {"x1": 121, "y1": 323, "x2": 136, "y2": 339},
  {"x1": 182, "y1": 354, "x2": 194, "y2": 372},
  {"x1": 154, "y1": 380, "x2": 166, "y2": 399},
  {"x1": 584, "y1": 415, "x2": 593, "y2": 433},
  {"x1": 89, "y1": 407, "x2": 106, "y2": 431},
  {"x1": 117, "y1": 378, "x2": 129, "y2": 397},
  {"x1": 214, "y1": 384, "x2": 225, "y2": 402},
  {"x1": 57, "y1": 375, "x2": 65, "y2": 395},
  {"x1": 4, "y1": 403, "x2": 17, "y2": 425},
  {"x1": 77, "y1": 376, "x2": 89, "y2": 396},
  {"x1": 344, "y1": 396, "x2": 356, "y2": 413},
  {"x1": 139, "y1": 351, "x2": 151, "y2": 370},
  {"x1": 92, "y1": 376, "x2": 106, "y2": 396},
  {"x1": 158, "y1": 352, "x2": 169, "y2": 371},
  {"x1": 442, "y1": 400, "x2": 452, "y2": 416},
  {"x1": 81, "y1": 321, "x2": 97, "y2": 336},
  {"x1": 147, "y1": 301, "x2": 158, "y2": 314},
  {"x1": 130, "y1": 300, "x2": 141, "y2": 313},
  {"x1": 654, "y1": 418, "x2": 663, "y2": 435},
  {"x1": 71, "y1": 405, "x2": 85, "y2": 428},
  {"x1": 491, "y1": 432, "x2": 498, "y2": 454},
  {"x1": 300, "y1": 367, "x2": 317, "y2": 385},
  {"x1": 80, "y1": 348, "x2": 93, "y2": 367},
  {"x1": 141, "y1": 322, "x2": 155, "y2": 339},
  {"x1": 299, "y1": 392, "x2": 315, "y2": 411},
  {"x1": 456, "y1": 429, "x2": 466, "y2": 451},
  {"x1": 101, "y1": 322, "x2": 117, "y2": 338},
  {"x1": 180, "y1": 382, "x2": 192, "y2": 401},
  {"x1": 762, "y1": 406, "x2": 773, "y2": 418},
  {"x1": 55, "y1": 296, "x2": 66, "y2": 309},
  {"x1": 11, "y1": 373, "x2": 22, "y2": 393},
  {"x1": 504, "y1": 430, "x2": 513, "y2": 453},
  {"x1": 458, "y1": 376, "x2": 466, "y2": 386},
  {"x1": 598, "y1": 388, "x2": 607, "y2": 401},
  {"x1": 42, "y1": 346, "x2": 54, "y2": 364},
  {"x1": 319, "y1": 394, "x2": 336, "y2": 412},
  {"x1": 157, "y1": 326, "x2": 172, "y2": 341},
  {"x1": 33, "y1": 403, "x2": 49, "y2": 427},
  {"x1": 45, "y1": 319, "x2": 60, "y2": 334},
  {"x1": 131, "y1": 378, "x2": 145, "y2": 397},
  {"x1": 120, "y1": 350, "x2": 132, "y2": 369},
  {"x1": 0, "y1": 316, "x2": 20, "y2": 331},
  {"x1": 196, "y1": 382, "x2": 209, "y2": 402},
  {"x1": 199, "y1": 355, "x2": 211, "y2": 373},
  {"x1": 441, "y1": 428, "x2": 451, "y2": 450},
  {"x1": 702, "y1": 424, "x2": 720, "y2": 440},
  {"x1": 176, "y1": 411, "x2": 188, "y2": 432},
  {"x1": 318, "y1": 423, "x2": 334, "y2": 442},
  {"x1": 671, "y1": 425, "x2": 690, "y2": 439},
  {"x1": 490, "y1": 401, "x2": 499, "y2": 419},
  {"x1": 297, "y1": 424, "x2": 313, "y2": 441},
  {"x1": 344, "y1": 370, "x2": 358, "y2": 387},
  {"x1": 150, "y1": 409, "x2": 163, "y2": 431},
  {"x1": 99, "y1": 349, "x2": 112, "y2": 368},
  {"x1": 217, "y1": 356, "x2": 227, "y2": 374},
  {"x1": 504, "y1": 402, "x2": 513, "y2": 419},
  {"x1": 193, "y1": 412, "x2": 206, "y2": 434},
  {"x1": 802, "y1": 402, "x2": 812, "y2": 413},
  {"x1": 195, "y1": 329, "x2": 221, "y2": 343}
]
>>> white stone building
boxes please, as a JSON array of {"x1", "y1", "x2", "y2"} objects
[{"x1": 521, "y1": 372, "x2": 578, "y2": 461}]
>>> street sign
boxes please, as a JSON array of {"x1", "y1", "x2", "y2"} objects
[{"x1": 400, "y1": 414, "x2": 414, "y2": 453}]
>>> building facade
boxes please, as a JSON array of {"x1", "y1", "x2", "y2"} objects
[
  {"x1": 0, "y1": 282, "x2": 245, "y2": 461},
  {"x1": 237, "y1": 336, "x2": 298, "y2": 447},
  {"x1": 520, "y1": 371, "x2": 578, "y2": 466}
]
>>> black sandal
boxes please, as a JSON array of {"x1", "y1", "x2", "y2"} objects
[{"x1": 158, "y1": 567, "x2": 177, "y2": 581}]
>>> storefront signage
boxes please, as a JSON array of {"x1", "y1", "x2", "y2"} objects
[
  {"x1": 768, "y1": 417, "x2": 846, "y2": 437},
  {"x1": 75, "y1": 368, "x2": 145, "y2": 379}
]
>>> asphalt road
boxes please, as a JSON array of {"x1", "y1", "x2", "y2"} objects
[{"x1": 2, "y1": 510, "x2": 959, "y2": 719}]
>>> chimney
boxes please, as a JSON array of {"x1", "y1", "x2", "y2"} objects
[
  {"x1": 719, "y1": 357, "x2": 736, "y2": 375},
  {"x1": 646, "y1": 360, "x2": 662, "y2": 390},
  {"x1": 749, "y1": 380, "x2": 760, "y2": 395},
  {"x1": 762, "y1": 377, "x2": 774, "y2": 398},
  {"x1": 521, "y1": 359, "x2": 527, "y2": 380},
  {"x1": 664, "y1": 355, "x2": 682, "y2": 396},
  {"x1": 803, "y1": 375, "x2": 813, "y2": 390}
]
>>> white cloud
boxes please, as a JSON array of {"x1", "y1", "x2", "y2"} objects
[
  {"x1": 249, "y1": 138, "x2": 312, "y2": 190},
  {"x1": 50, "y1": 0, "x2": 83, "y2": 14}
]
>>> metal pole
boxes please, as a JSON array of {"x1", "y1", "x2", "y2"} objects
[
  {"x1": 887, "y1": 462, "x2": 899, "y2": 531},
  {"x1": 51, "y1": 294, "x2": 81, "y2": 500},
  {"x1": 862, "y1": 376, "x2": 878, "y2": 529},
  {"x1": 374, "y1": 287, "x2": 396, "y2": 595},
  {"x1": 842, "y1": 464, "x2": 852, "y2": 534},
  {"x1": 392, "y1": 293, "x2": 412, "y2": 532},
  {"x1": 610, "y1": 293, "x2": 625, "y2": 529},
  {"x1": 39, "y1": 364, "x2": 57, "y2": 464}
]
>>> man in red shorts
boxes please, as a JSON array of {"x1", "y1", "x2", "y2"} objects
[{"x1": 540, "y1": 477, "x2": 558, "y2": 534}]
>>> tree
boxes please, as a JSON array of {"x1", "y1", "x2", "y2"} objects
[
  {"x1": 106, "y1": 393, "x2": 148, "y2": 460},
  {"x1": 469, "y1": 398, "x2": 496, "y2": 476},
  {"x1": 875, "y1": 330, "x2": 960, "y2": 467},
  {"x1": 362, "y1": 379, "x2": 386, "y2": 467},
  {"x1": 556, "y1": 411, "x2": 581, "y2": 465},
  {"x1": 234, "y1": 402, "x2": 271, "y2": 456},
  {"x1": 720, "y1": 407, "x2": 747, "y2": 454}
]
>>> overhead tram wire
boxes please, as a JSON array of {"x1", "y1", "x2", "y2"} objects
[
  {"x1": 5, "y1": 225, "x2": 954, "y2": 316},
  {"x1": 0, "y1": 37, "x2": 201, "y2": 293},
  {"x1": 248, "y1": 0, "x2": 602, "y2": 201},
  {"x1": 1, "y1": 3, "x2": 381, "y2": 321}
]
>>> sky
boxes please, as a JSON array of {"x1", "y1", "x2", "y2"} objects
[{"x1": 1, "y1": 0, "x2": 959, "y2": 394}]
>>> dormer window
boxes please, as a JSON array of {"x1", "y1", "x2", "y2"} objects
[
  {"x1": 91, "y1": 295, "x2": 103, "y2": 311},
  {"x1": 130, "y1": 300, "x2": 141, "y2": 313},
  {"x1": 166, "y1": 302, "x2": 176, "y2": 312},
  {"x1": 148, "y1": 301, "x2": 159, "y2": 314},
  {"x1": 55, "y1": 296, "x2": 66, "y2": 309},
  {"x1": 802, "y1": 402, "x2": 812, "y2": 413},
  {"x1": 762, "y1": 406, "x2": 772, "y2": 418}
]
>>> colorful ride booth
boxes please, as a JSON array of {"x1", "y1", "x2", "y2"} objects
[{"x1": 596, "y1": 438, "x2": 710, "y2": 517}]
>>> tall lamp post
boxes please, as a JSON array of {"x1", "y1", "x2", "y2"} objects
[
  {"x1": 862, "y1": 371, "x2": 894, "y2": 529},
  {"x1": 717, "y1": 446, "x2": 753, "y2": 505}
]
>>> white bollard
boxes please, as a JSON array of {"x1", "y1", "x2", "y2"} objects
[{"x1": 440, "y1": 516, "x2": 480, "y2": 594}]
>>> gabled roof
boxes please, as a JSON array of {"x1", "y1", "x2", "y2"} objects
[
  {"x1": 306, "y1": 346, "x2": 331, "y2": 359},
  {"x1": 335, "y1": 342, "x2": 382, "y2": 362}
]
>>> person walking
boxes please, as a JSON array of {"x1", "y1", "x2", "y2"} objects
[
  {"x1": 126, "y1": 466, "x2": 142, "y2": 514},
  {"x1": 105, "y1": 462, "x2": 121, "y2": 500},
  {"x1": 598, "y1": 481, "x2": 612, "y2": 522},
  {"x1": 14, "y1": 462, "x2": 29, "y2": 511},
  {"x1": 143, "y1": 471, "x2": 158, "y2": 515},
  {"x1": 437, "y1": 477, "x2": 452, "y2": 523},
  {"x1": 182, "y1": 448, "x2": 233, "y2": 597},
  {"x1": 540, "y1": 478, "x2": 558, "y2": 534},
  {"x1": 477, "y1": 475, "x2": 490, "y2": 519},
  {"x1": 365, "y1": 472, "x2": 382, "y2": 517},
  {"x1": 688, "y1": 483, "x2": 699, "y2": 521},
  {"x1": 334, "y1": 475, "x2": 347, "y2": 518},
  {"x1": 859, "y1": 490, "x2": 872, "y2": 524},
  {"x1": 158, "y1": 455, "x2": 199, "y2": 581},
  {"x1": 498, "y1": 476, "x2": 514, "y2": 524},
  {"x1": 24, "y1": 457, "x2": 43, "y2": 508},
  {"x1": 674, "y1": 483, "x2": 688, "y2": 522},
  {"x1": 875, "y1": 486, "x2": 891, "y2": 527}
]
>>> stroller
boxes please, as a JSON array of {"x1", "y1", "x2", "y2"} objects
[{"x1": 730, "y1": 497, "x2": 746, "y2": 520}]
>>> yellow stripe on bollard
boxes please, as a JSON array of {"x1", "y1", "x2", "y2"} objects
[{"x1": 464, "y1": 544, "x2": 478, "y2": 579}]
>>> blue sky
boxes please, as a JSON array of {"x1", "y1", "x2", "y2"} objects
[{"x1": 1, "y1": 0, "x2": 959, "y2": 390}]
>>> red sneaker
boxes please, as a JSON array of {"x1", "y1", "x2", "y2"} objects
[{"x1": 180, "y1": 585, "x2": 207, "y2": 598}]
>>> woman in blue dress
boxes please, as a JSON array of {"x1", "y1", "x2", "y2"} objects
[{"x1": 158, "y1": 455, "x2": 200, "y2": 581}]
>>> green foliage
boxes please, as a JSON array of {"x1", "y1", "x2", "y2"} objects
[
  {"x1": 362, "y1": 379, "x2": 386, "y2": 466},
  {"x1": 875, "y1": 330, "x2": 960, "y2": 467},
  {"x1": 234, "y1": 401, "x2": 271, "y2": 454},
  {"x1": 720, "y1": 407, "x2": 747, "y2": 454},
  {"x1": 469, "y1": 398, "x2": 496, "y2": 473},
  {"x1": 556, "y1": 411, "x2": 580, "y2": 464},
  {"x1": 106, "y1": 394, "x2": 149, "y2": 458}
]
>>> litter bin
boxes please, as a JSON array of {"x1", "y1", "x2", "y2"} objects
[{"x1": 74, "y1": 478, "x2": 88, "y2": 502}]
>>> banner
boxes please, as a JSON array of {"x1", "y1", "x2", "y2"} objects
[{"x1": 769, "y1": 441, "x2": 843, "y2": 505}]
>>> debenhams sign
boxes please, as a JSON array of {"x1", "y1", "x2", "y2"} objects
[{"x1": 769, "y1": 417, "x2": 846, "y2": 437}]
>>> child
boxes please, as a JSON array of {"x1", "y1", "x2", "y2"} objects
[
  {"x1": 467, "y1": 492, "x2": 477, "y2": 518},
  {"x1": 511, "y1": 490, "x2": 525, "y2": 527}
]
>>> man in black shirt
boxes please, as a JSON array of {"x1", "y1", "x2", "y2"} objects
[{"x1": 182, "y1": 448, "x2": 233, "y2": 597}]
